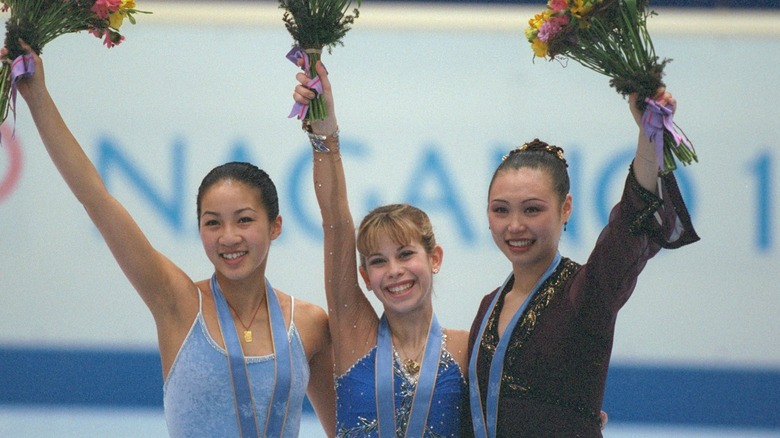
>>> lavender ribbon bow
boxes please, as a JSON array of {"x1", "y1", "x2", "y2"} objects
[
  {"x1": 641, "y1": 98, "x2": 693, "y2": 170},
  {"x1": 3, "y1": 53, "x2": 36, "y2": 141},
  {"x1": 286, "y1": 46, "x2": 323, "y2": 120}
]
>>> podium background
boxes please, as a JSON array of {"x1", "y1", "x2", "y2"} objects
[{"x1": 1, "y1": 1, "x2": 778, "y2": 435}]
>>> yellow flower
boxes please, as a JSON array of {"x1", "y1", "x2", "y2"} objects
[
  {"x1": 109, "y1": 0, "x2": 136, "y2": 30},
  {"x1": 525, "y1": 25, "x2": 538, "y2": 41},
  {"x1": 529, "y1": 10, "x2": 552, "y2": 31},
  {"x1": 531, "y1": 39, "x2": 549, "y2": 58},
  {"x1": 109, "y1": 11, "x2": 126, "y2": 30},
  {"x1": 570, "y1": 0, "x2": 594, "y2": 17}
]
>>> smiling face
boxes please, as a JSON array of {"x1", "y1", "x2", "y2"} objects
[
  {"x1": 198, "y1": 180, "x2": 282, "y2": 283},
  {"x1": 487, "y1": 167, "x2": 571, "y2": 274},
  {"x1": 359, "y1": 234, "x2": 442, "y2": 317}
]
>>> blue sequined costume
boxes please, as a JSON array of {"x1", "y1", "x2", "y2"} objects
[{"x1": 335, "y1": 332, "x2": 466, "y2": 438}]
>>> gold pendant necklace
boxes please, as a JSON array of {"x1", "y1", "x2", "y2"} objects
[
  {"x1": 403, "y1": 359, "x2": 421, "y2": 375},
  {"x1": 394, "y1": 336, "x2": 425, "y2": 376},
  {"x1": 225, "y1": 295, "x2": 264, "y2": 343}
]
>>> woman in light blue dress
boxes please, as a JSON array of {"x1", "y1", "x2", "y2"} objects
[{"x1": 10, "y1": 42, "x2": 336, "y2": 437}]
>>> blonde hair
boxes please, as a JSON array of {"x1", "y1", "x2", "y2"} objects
[{"x1": 356, "y1": 204, "x2": 437, "y2": 269}]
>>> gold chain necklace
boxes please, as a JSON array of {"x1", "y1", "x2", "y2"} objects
[
  {"x1": 225, "y1": 296, "x2": 264, "y2": 343},
  {"x1": 393, "y1": 337, "x2": 425, "y2": 376}
]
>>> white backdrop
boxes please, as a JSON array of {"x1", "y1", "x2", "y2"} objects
[{"x1": 1, "y1": 3, "x2": 778, "y2": 372}]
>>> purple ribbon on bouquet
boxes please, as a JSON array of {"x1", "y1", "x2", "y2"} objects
[
  {"x1": 641, "y1": 97, "x2": 693, "y2": 170},
  {"x1": 286, "y1": 46, "x2": 323, "y2": 120},
  {"x1": 3, "y1": 53, "x2": 35, "y2": 141}
]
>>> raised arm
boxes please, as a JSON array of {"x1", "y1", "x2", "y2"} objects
[
  {"x1": 294, "y1": 62, "x2": 379, "y2": 373},
  {"x1": 10, "y1": 45, "x2": 195, "y2": 325},
  {"x1": 629, "y1": 89, "x2": 676, "y2": 193}
]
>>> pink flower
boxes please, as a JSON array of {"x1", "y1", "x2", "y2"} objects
[
  {"x1": 548, "y1": 0, "x2": 568, "y2": 12},
  {"x1": 91, "y1": 0, "x2": 123, "y2": 19},
  {"x1": 89, "y1": 28, "x2": 124, "y2": 48},
  {"x1": 537, "y1": 14, "x2": 570, "y2": 43}
]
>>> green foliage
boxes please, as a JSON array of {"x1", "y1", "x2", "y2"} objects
[{"x1": 279, "y1": 0, "x2": 361, "y2": 50}]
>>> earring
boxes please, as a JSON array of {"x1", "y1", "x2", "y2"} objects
[
  {"x1": 564, "y1": 222, "x2": 568, "y2": 232},
  {"x1": 432, "y1": 268, "x2": 439, "y2": 274}
]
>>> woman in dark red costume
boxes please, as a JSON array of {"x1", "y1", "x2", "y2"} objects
[{"x1": 466, "y1": 90, "x2": 699, "y2": 437}]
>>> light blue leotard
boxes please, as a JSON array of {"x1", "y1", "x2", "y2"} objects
[{"x1": 163, "y1": 290, "x2": 309, "y2": 437}]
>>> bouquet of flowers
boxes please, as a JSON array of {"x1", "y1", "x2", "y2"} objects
[
  {"x1": 0, "y1": 0, "x2": 149, "y2": 125},
  {"x1": 280, "y1": 0, "x2": 361, "y2": 120},
  {"x1": 525, "y1": 0, "x2": 696, "y2": 173}
]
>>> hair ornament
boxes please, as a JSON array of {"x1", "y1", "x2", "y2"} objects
[{"x1": 502, "y1": 138, "x2": 568, "y2": 168}]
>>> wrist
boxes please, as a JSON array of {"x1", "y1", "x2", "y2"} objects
[
  {"x1": 303, "y1": 122, "x2": 339, "y2": 152},
  {"x1": 303, "y1": 118, "x2": 338, "y2": 135}
]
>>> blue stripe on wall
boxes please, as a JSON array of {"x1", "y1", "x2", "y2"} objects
[
  {"x1": 603, "y1": 365, "x2": 780, "y2": 428},
  {"x1": 1, "y1": 346, "x2": 778, "y2": 429},
  {"x1": 0, "y1": 347, "x2": 163, "y2": 408}
]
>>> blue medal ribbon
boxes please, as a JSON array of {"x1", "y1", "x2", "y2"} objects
[
  {"x1": 468, "y1": 252, "x2": 562, "y2": 438},
  {"x1": 211, "y1": 275, "x2": 292, "y2": 437},
  {"x1": 375, "y1": 313, "x2": 443, "y2": 437}
]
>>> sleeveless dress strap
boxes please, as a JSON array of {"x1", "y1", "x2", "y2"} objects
[{"x1": 290, "y1": 296, "x2": 295, "y2": 329}]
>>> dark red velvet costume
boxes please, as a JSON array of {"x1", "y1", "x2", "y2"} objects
[{"x1": 466, "y1": 168, "x2": 699, "y2": 437}]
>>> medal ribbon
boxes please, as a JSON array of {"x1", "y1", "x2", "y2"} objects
[
  {"x1": 211, "y1": 275, "x2": 292, "y2": 437},
  {"x1": 375, "y1": 313, "x2": 442, "y2": 437},
  {"x1": 468, "y1": 252, "x2": 562, "y2": 438}
]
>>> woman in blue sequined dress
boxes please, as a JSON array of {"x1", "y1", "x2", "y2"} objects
[{"x1": 293, "y1": 61, "x2": 468, "y2": 437}]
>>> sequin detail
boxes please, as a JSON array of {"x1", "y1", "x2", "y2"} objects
[
  {"x1": 626, "y1": 164, "x2": 664, "y2": 235},
  {"x1": 335, "y1": 332, "x2": 465, "y2": 437},
  {"x1": 479, "y1": 258, "x2": 599, "y2": 423}
]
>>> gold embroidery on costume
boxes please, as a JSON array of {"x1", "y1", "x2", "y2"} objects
[
  {"x1": 479, "y1": 258, "x2": 605, "y2": 424},
  {"x1": 480, "y1": 258, "x2": 580, "y2": 368},
  {"x1": 627, "y1": 164, "x2": 663, "y2": 235}
]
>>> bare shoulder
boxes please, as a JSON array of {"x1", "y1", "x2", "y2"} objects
[
  {"x1": 293, "y1": 297, "x2": 329, "y2": 328},
  {"x1": 444, "y1": 328, "x2": 470, "y2": 372},
  {"x1": 278, "y1": 292, "x2": 330, "y2": 360},
  {"x1": 271, "y1": 290, "x2": 327, "y2": 327}
]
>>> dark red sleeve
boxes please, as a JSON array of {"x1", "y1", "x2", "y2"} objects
[{"x1": 574, "y1": 166, "x2": 700, "y2": 311}]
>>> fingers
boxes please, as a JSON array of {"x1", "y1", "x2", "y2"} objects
[
  {"x1": 293, "y1": 85, "x2": 314, "y2": 104},
  {"x1": 658, "y1": 92, "x2": 676, "y2": 110},
  {"x1": 628, "y1": 92, "x2": 639, "y2": 107},
  {"x1": 631, "y1": 87, "x2": 676, "y2": 110},
  {"x1": 628, "y1": 92, "x2": 642, "y2": 122},
  {"x1": 293, "y1": 61, "x2": 331, "y2": 103},
  {"x1": 652, "y1": 87, "x2": 676, "y2": 112},
  {"x1": 2, "y1": 39, "x2": 38, "y2": 63},
  {"x1": 18, "y1": 39, "x2": 34, "y2": 53},
  {"x1": 314, "y1": 61, "x2": 330, "y2": 89}
]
